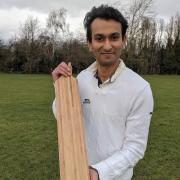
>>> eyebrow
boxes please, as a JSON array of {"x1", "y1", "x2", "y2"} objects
[{"x1": 94, "y1": 32, "x2": 121, "y2": 37}]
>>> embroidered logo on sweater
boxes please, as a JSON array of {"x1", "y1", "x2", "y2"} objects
[{"x1": 83, "y1": 99, "x2": 91, "y2": 104}]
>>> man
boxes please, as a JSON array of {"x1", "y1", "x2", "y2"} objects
[{"x1": 52, "y1": 5, "x2": 154, "y2": 180}]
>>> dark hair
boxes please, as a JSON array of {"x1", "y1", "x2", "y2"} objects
[{"x1": 83, "y1": 5, "x2": 128, "y2": 42}]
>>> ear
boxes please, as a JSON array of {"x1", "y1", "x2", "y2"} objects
[
  {"x1": 88, "y1": 41, "x2": 92, "y2": 52},
  {"x1": 122, "y1": 36, "x2": 127, "y2": 49}
]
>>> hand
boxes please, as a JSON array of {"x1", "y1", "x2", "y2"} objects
[
  {"x1": 52, "y1": 62, "x2": 72, "y2": 82},
  {"x1": 89, "y1": 167, "x2": 99, "y2": 180}
]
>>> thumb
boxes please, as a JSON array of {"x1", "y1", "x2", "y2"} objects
[{"x1": 68, "y1": 62, "x2": 72, "y2": 74}]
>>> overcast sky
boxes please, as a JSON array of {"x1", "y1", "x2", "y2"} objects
[{"x1": 0, "y1": 0, "x2": 179, "y2": 41}]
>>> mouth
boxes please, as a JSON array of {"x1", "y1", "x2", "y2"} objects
[{"x1": 100, "y1": 52, "x2": 114, "y2": 55}]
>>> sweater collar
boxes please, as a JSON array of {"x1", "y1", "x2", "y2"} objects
[{"x1": 87, "y1": 59, "x2": 126, "y2": 84}]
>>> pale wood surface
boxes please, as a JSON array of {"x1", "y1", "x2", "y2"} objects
[{"x1": 55, "y1": 76, "x2": 90, "y2": 180}]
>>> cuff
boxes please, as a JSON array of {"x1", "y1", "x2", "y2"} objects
[
  {"x1": 52, "y1": 99, "x2": 57, "y2": 119},
  {"x1": 91, "y1": 161, "x2": 112, "y2": 180}
]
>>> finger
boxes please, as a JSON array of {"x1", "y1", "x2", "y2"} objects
[
  {"x1": 52, "y1": 71, "x2": 61, "y2": 82},
  {"x1": 56, "y1": 67, "x2": 69, "y2": 77},
  {"x1": 59, "y1": 62, "x2": 71, "y2": 75},
  {"x1": 58, "y1": 62, "x2": 69, "y2": 70},
  {"x1": 59, "y1": 62, "x2": 72, "y2": 75},
  {"x1": 55, "y1": 63, "x2": 70, "y2": 74},
  {"x1": 58, "y1": 65, "x2": 69, "y2": 75},
  {"x1": 52, "y1": 68, "x2": 67, "y2": 82},
  {"x1": 52, "y1": 72, "x2": 59, "y2": 82}
]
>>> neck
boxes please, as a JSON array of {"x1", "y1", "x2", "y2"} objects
[{"x1": 97, "y1": 60, "x2": 120, "y2": 83}]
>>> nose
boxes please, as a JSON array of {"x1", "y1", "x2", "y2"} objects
[{"x1": 103, "y1": 39, "x2": 112, "y2": 51}]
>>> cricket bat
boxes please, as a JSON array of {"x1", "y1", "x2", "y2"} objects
[{"x1": 55, "y1": 76, "x2": 90, "y2": 180}]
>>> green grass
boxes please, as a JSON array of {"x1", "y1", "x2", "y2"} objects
[
  {"x1": 0, "y1": 74, "x2": 59, "y2": 179},
  {"x1": 133, "y1": 75, "x2": 180, "y2": 180},
  {"x1": 0, "y1": 74, "x2": 179, "y2": 179}
]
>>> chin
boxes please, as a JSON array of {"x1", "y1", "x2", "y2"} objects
[{"x1": 98, "y1": 59, "x2": 117, "y2": 67}]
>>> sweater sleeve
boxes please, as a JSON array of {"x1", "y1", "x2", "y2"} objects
[{"x1": 91, "y1": 85, "x2": 154, "y2": 180}]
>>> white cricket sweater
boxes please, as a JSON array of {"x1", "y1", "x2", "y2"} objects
[{"x1": 53, "y1": 60, "x2": 154, "y2": 180}]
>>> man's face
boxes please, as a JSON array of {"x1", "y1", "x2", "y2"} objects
[{"x1": 88, "y1": 18, "x2": 126, "y2": 67}]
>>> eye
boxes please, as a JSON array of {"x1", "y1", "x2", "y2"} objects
[
  {"x1": 111, "y1": 34, "x2": 120, "y2": 41},
  {"x1": 94, "y1": 35, "x2": 104, "y2": 42}
]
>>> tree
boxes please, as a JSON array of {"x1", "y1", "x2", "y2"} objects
[
  {"x1": 46, "y1": 8, "x2": 70, "y2": 70},
  {"x1": 21, "y1": 16, "x2": 39, "y2": 43},
  {"x1": 115, "y1": 0, "x2": 155, "y2": 73},
  {"x1": 17, "y1": 16, "x2": 40, "y2": 73},
  {"x1": 160, "y1": 14, "x2": 180, "y2": 74}
]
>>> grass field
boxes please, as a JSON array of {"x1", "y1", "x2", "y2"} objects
[{"x1": 0, "y1": 74, "x2": 179, "y2": 180}]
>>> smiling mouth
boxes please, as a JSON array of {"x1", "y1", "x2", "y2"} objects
[{"x1": 100, "y1": 52, "x2": 114, "y2": 54}]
